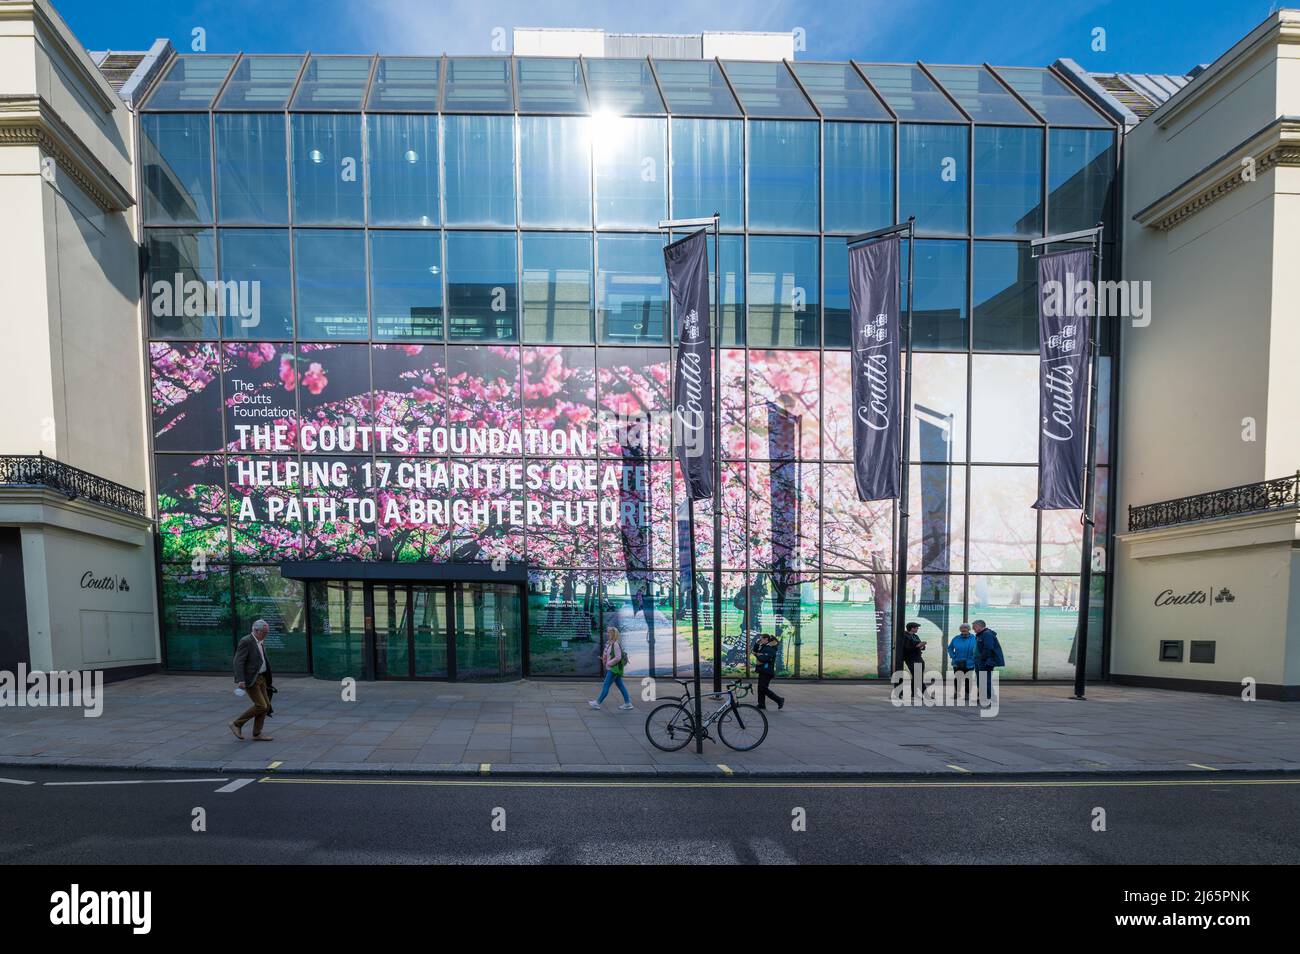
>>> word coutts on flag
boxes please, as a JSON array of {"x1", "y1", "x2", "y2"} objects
[
  {"x1": 1034, "y1": 247, "x2": 1093, "y2": 510},
  {"x1": 849, "y1": 234, "x2": 901, "y2": 501},
  {"x1": 665, "y1": 230, "x2": 715, "y2": 500}
]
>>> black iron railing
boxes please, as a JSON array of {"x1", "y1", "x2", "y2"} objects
[
  {"x1": 0, "y1": 453, "x2": 146, "y2": 517},
  {"x1": 1128, "y1": 472, "x2": 1300, "y2": 531}
]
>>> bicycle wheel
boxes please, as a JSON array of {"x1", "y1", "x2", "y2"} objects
[
  {"x1": 717, "y1": 703, "x2": 768, "y2": 751},
  {"x1": 645, "y1": 702, "x2": 696, "y2": 752}
]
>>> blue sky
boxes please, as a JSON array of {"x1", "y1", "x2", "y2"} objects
[{"x1": 59, "y1": 0, "x2": 1270, "y2": 75}]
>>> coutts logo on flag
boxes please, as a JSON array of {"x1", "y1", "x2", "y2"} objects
[{"x1": 682, "y1": 308, "x2": 700, "y2": 343}]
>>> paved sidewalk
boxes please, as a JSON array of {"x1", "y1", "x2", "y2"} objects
[{"x1": 0, "y1": 675, "x2": 1297, "y2": 776}]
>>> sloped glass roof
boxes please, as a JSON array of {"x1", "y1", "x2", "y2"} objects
[
  {"x1": 651, "y1": 60, "x2": 740, "y2": 116},
  {"x1": 855, "y1": 63, "x2": 963, "y2": 121},
  {"x1": 141, "y1": 54, "x2": 236, "y2": 110},
  {"x1": 290, "y1": 55, "x2": 372, "y2": 110},
  {"x1": 584, "y1": 58, "x2": 666, "y2": 115},
  {"x1": 442, "y1": 57, "x2": 514, "y2": 112},
  {"x1": 789, "y1": 62, "x2": 889, "y2": 119},
  {"x1": 215, "y1": 55, "x2": 305, "y2": 110},
  {"x1": 925, "y1": 65, "x2": 1036, "y2": 123},
  {"x1": 515, "y1": 57, "x2": 588, "y2": 114},
  {"x1": 365, "y1": 57, "x2": 440, "y2": 111},
  {"x1": 992, "y1": 67, "x2": 1109, "y2": 126},
  {"x1": 721, "y1": 60, "x2": 815, "y2": 117}
]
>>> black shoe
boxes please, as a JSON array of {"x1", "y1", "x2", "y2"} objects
[{"x1": 777, "y1": 699, "x2": 785, "y2": 710}]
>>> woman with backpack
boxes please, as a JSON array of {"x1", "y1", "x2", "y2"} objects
[{"x1": 589, "y1": 626, "x2": 634, "y2": 711}]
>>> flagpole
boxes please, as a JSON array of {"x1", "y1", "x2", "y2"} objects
[
  {"x1": 892, "y1": 217, "x2": 916, "y2": 676},
  {"x1": 711, "y1": 212, "x2": 723, "y2": 694}
]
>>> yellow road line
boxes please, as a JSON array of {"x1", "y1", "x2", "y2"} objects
[
  {"x1": 946, "y1": 764, "x2": 972, "y2": 774},
  {"x1": 717, "y1": 764, "x2": 733, "y2": 775},
  {"x1": 1187, "y1": 763, "x2": 1219, "y2": 771},
  {"x1": 479, "y1": 763, "x2": 491, "y2": 774},
  {"x1": 254, "y1": 776, "x2": 1300, "y2": 790},
  {"x1": 267, "y1": 761, "x2": 282, "y2": 770}
]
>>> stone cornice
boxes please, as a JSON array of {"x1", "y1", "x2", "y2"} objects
[
  {"x1": 1117, "y1": 505, "x2": 1300, "y2": 559},
  {"x1": 0, "y1": 95, "x2": 134, "y2": 212},
  {"x1": 1132, "y1": 116, "x2": 1300, "y2": 232},
  {"x1": 0, "y1": 0, "x2": 119, "y2": 114},
  {"x1": 0, "y1": 486, "x2": 154, "y2": 545}
]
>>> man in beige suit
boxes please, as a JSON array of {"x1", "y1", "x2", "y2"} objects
[{"x1": 229, "y1": 620, "x2": 273, "y2": 741}]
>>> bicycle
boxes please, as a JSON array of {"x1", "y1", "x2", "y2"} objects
[{"x1": 644, "y1": 678, "x2": 769, "y2": 752}]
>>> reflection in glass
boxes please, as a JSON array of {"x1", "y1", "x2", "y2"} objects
[
  {"x1": 445, "y1": 232, "x2": 518, "y2": 341},
  {"x1": 141, "y1": 113, "x2": 213, "y2": 224},
  {"x1": 215, "y1": 113, "x2": 288, "y2": 224},
  {"x1": 367, "y1": 113, "x2": 439, "y2": 225},
  {"x1": 515, "y1": 57, "x2": 588, "y2": 113},
  {"x1": 597, "y1": 234, "x2": 667, "y2": 344},
  {"x1": 585, "y1": 59, "x2": 665, "y2": 115},
  {"x1": 748, "y1": 120, "x2": 818, "y2": 232},
  {"x1": 520, "y1": 116, "x2": 592, "y2": 227},
  {"x1": 967, "y1": 466, "x2": 1037, "y2": 573},
  {"x1": 967, "y1": 574, "x2": 1035, "y2": 677},
  {"x1": 970, "y1": 353, "x2": 1038, "y2": 462},
  {"x1": 593, "y1": 116, "x2": 667, "y2": 228},
  {"x1": 308, "y1": 580, "x2": 365, "y2": 679},
  {"x1": 909, "y1": 352, "x2": 967, "y2": 461},
  {"x1": 522, "y1": 233, "x2": 593, "y2": 343},
  {"x1": 904, "y1": 240, "x2": 967, "y2": 350},
  {"x1": 145, "y1": 229, "x2": 218, "y2": 339},
  {"x1": 161, "y1": 564, "x2": 232, "y2": 670},
  {"x1": 443, "y1": 114, "x2": 515, "y2": 225},
  {"x1": 822, "y1": 576, "x2": 892, "y2": 677},
  {"x1": 453, "y1": 582, "x2": 522, "y2": 680},
  {"x1": 856, "y1": 64, "x2": 963, "y2": 120},
  {"x1": 722, "y1": 61, "x2": 815, "y2": 117},
  {"x1": 908, "y1": 464, "x2": 966, "y2": 573},
  {"x1": 899, "y1": 124, "x2": 967, "y2": 236},
  {"x1": 973, "y1": 242, "x2": 1037, "y2": 351},
  {"x1": 747, "y1": 236, "x2": 819, "y2": 348},
  {"x1": 370, "y1": 230, "x2": 443, "y2": 341},
  {"x1": 790, "y1": 62, "x2": 890, "y2": 119},
  {"x1": 366, "y1": 57, "x2": 440, "y2": 111},
  {"x1": 216, "y1": 55, "x2": 303, "y2": 110},
  {"x1": 973, "y1": 125, "x2": 1043, "y2": 237},
  {"x1": 1048, "y1": 129, "x2": 1115, "y2": 234},
  {"x1": 219, "y1": 229, "x2": 293, "y2": 339},
  {"x1": 670, "y1": 118, "x2": 743, "y2": 229},
  {"x1": 442, "y1": 57, "x2": 514, "y2": 111},
  {"x1": 289, "y1": 55, "x2": 371, "y2": 110},
  {"x1": 824, "y1": 122, "x2": 893, "y2": 234},
  {"x1": 652, "y1": 60, "x2": 741, "y2": 116},
  {"x1": 291, "y1": 113, "x2": 364, "y2": 223},
  {"x1": 294, "y1": 230, "x2": 368, "y2": 340},
  {"x1": 141, "y1": 55, "x2": 235, "y2": 111},
  {"x1": 234, "y1": 567, "x2": 308, "y2": 671}
]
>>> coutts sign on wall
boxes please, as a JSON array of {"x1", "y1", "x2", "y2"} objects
[
  {"x1": 1153, "y1": 587, "x2": 1235, "y2": 607},
  {"x1": 80, "y1": 571, "x2": 130, "y2": 593}
]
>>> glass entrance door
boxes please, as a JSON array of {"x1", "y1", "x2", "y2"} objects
[
  {"x1": 452, "y1": 581, "x2": 522, "y2": 680},
  {"x1": 372, "y1": 583, "x2": 451, "y2": 679}
]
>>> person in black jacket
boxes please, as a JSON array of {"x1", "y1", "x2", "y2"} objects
[
  {"x1": 752, "y1": 633, "x2": 785, "y2": 710},
  {"x1": 901, "y1": 621, "x2": 926, "y2": 701}
]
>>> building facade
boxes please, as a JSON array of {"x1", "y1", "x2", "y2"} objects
[{"x1": 134, "y1": 43, "x2": 1121, "y2": 683}]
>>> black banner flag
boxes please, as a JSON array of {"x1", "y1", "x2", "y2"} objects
[
  {"x1": 665, "y1": 230, "x2": 714, "y2": 500},
  {"x1": 1034, "y1": 247, "x2": 1093, "y2": 510},
  {"x1": 849, "y1": 235, "x2": 901, "y2": 501}
]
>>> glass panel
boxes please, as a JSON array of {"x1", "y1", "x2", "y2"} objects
[
  {"x1": 308, "y1": 580, "x2": 365, "y2": 679},
  {"x1": 974, "y1": 125, "x2": 1043, "y2": 237},
  {"x1": 747, "y1": 350, "x2": 820, "y2": 460},
  {"x1": 295, "y1": 230, "x2": 368, "y2": 340},
  {"x1": 822, "y1": 576, "x2": 892, "y2": 677},
  {"x1": 790, "y1": 62, "x2": 889, "y2": 119},
  {"x1": 161, "y1": 564, "x2": 232, "y2": 670},
  {"x1": 442, "y1": 57, "x2": 513, "y2": 111},
  {"x1": 233, "y1": 567, "x2": 308, "y2": 671},
  {"x1": 1040, "y1": 506, "x2": 1083, "y2": 573},
  {"x1": 747, "y1": 119, "x2": 818, "y2": 231},
  {"x1": 366, "y1": 57, "x2": 440, "y2": 111},
  {"x1": 522, "y1": 232, "x2": 594, "y2": 343},
  {"x1": 596, "y1": 347, "x2": 671, "y2": 457},
  {"x1": 375, "y1": 455, "x2": 451, "y2": 562},
  {"x1": 443, "y1": 114, "x2": 515, "y2": 225},
  {"x1": 515, "y1": 57, "x2": 588, "y2": 113},
  {"x1": 150, "y1": 342, "x2": 223, "y2": 451},
  {"x1": 973, "y1": 241, "x2": 1036, "y2": 351},
  {"x1": 967, "y1": 574, "x2": 1034, "y2": 677},
  {"x1": 585, "y1": 58, "x2": 665, "y2": 115},
  {"x1": 750, "y1": 572, "x2": 818, "y2": 676},
  {"x1": 227, "y1": 454, "x2": 302, "y2": 562},
  {"x1": 598, "y1": 572, "x2": 675, "y2": 678},
  {"x1": 218, "y1": 228, "x2": 293, "y2": 339},
  {"x1": 899, "y1": 123, "x2": 968, "y2": 236},
  {"x1": 221, "y1": 342, "x2": 297, "y2": 452},
  {"x1": 823, "y1": 237, "x2": 850, "y2": 348},
  {"x1": 367, "y1": 113, "x2": 439, "y2": 226},
  {"x1": 970, "y1": 354, "x2": 1038, "y2": 462},
  {"x1": 1036, "y1": 575, "x2": 1102, "y2": 678},
  {"x1": 523, "y1": 346, "x2": 598, "y2": 448},
  {"x1": 903, "y1": 239, "x2": 967, "y2": 351},
  {"x1": 652, "y1": 59, "x2": 740, "y2": 116},
  {"x1": 1048, "y1": 129, "x2": 1115, "y2": 234},
  {"x1": 527, "y1": 569, "x2": 602, "y2": 676},
  {"x1": 824, "y1": 121, "x2": 893, "y2": 234},
  {"x1": 445, "y1": 231, "x2": 518, "y2": 341},
  {"x1": 289, "y1": 55, "x2": 371, "y2": 110},
  {"x1": 909, "y1": 351, "x2": 968, "y2": 462},
  {"x1": 453, "y1": 582, "x2": 522, "y2": 679},
  {"x1": 901, "y1": 572, "x2": 965, "y2": 675},
  {"x1": 145, "y1": 229, "x2": 218, "y2": 339},
  {"x1": 670, "y1": 118, "x2": 742, "y2": 229},
  {"x1": 413, "y1": 586, "x2": 449, "y2": 677},
  {"x1": 215, "y1": 113, "x2": 288, "y2": 224},
  {"x1": 141, "y1": 113, "x2": 213, "y2": 224},
  {"x1": 370, "y1": 230, "x2": 443, "y2": 341},
  {"x1": 371, "y1": 343, "x2": 447, "y2": 439},
  {"x1": 216, "y1": 55, "x2": 304, "y2": 110},
  {"x1": 598, "y1": 458, "x2": 671, "y2": 569},
  {"x1": 993, "y1": 67, "x2": 1109, "y2": 127},
  {"x1": 856, "y1": 64, "x2": 962, "y2": 120},
  {"x1": 447, "y1": 346, "x2": 521, "y2": 438},
  {"x1": 597, "y1": 233, "x2": 667, "y2": 344},
  {"x1": 908, "y1": 464, "x2": 967, "y2": 572},
  {"x1": 747, "y1": 235, "x2": 819, "y2": 348},
  {"x1": 926, "y1": 65, "x2": 1036, "y2": 123},
  {"x1": 722, "y1": 60, "x2": 815, "y2": 117},
  {"x1": 291, "y1": 113, "x2": 364, "y2": 224},
  {"x1": 374, "y1": 583, "x2": 411, "y2": 677},
  {"x1": 155, "y1": 454, "x2": 228, "y2": 561},
  {"x1": 714, "y1": 233, "x2": 745, "y2": 346},
  {"x1": 592, "y1": 116, "x2": 667, "y2": 228},
  {"x1": 141, "y1": 54, "x2": 235, "y2": 110},
  {"x1": 519, "y1": 116, "x2": 592, "y2": 227},
  {"x1": 967, "y1": 466, "x2": 1038, "y2": 572}
]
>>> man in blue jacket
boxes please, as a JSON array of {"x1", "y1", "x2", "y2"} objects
[
  {"x1": 946, "y1": 623, "x2": 978, "y2": 703},
  {"x1": 972, "y1": 619, "x2": 1005, "y2": 703}
]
